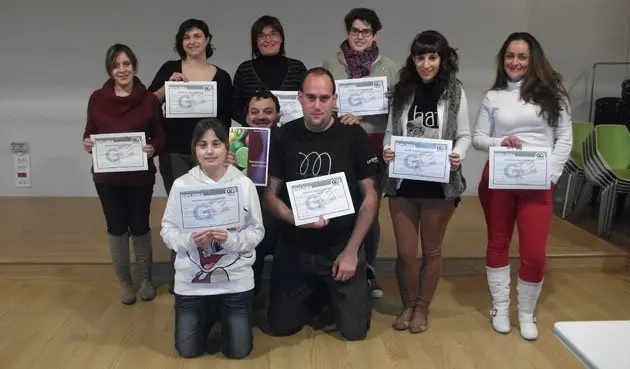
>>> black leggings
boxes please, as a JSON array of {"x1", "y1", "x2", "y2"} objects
[{"x1": 95, "y1": 183, "x2": 154, "y2": 237}]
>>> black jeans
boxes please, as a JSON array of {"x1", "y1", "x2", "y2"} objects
[
  {"x1": 267, "y1": 241, "x2": 372, "y2": 341},
  {"x1": 252, "y1": 229, "x2": 277, "y2": 296},
  {"x1": 95, "y1": 183, "x2": 154, "y2": 236},
  {"x1": 174, "y1": 289, "x2": 254, "y2": 359}
]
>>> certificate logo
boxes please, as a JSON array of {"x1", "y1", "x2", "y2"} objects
[
  {"x1": 503, "y1": 160, "x2": 537, "y2": 179},
  {"x1": 105, "y1": 148, "x2": 123, "y2": 164},
  {"x1": 192, "y1": 199, "x2": 229, "y2": 221},
  {"x1": 347, "y1": 89, "x2": 377, "y2": 106},
  {"x1": 304, "y1": 186, "x2": 338, "y2": 211},
  {"x1": 104, "y1": 144, "x2": 134, "y2": 164},
  {"x1": 178, "y1": 91, "x2": 206, "y2": 109},
  {"x1": 403, "y1": 152, "x2": 435, "y2": 169}
]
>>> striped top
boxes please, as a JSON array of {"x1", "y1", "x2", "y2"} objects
[{"x1": 232, "y1": 55, "x2": 307, "y2": 125}]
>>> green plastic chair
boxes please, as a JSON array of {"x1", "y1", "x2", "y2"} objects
[
  {"x1": 562, "y1": 121, "x2": 593, "y2": 218},
  {"x1": 592, "y1": 124, "x2": 630, "y2": 238},
  {"x1": 570, "y1": 121, "x2": 594, "y2": 168},
  {"x1": 596, "y1": 125, "x2": 630, "y2": 180}
]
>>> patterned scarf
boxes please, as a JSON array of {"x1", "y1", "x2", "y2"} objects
[{"x1": 340, "y1": 40, "x2": 379, "y2": 78}]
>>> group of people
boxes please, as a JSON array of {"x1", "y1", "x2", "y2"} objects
[{"x1": 82, "y1": 7, "x2": 572, "y2": 360}]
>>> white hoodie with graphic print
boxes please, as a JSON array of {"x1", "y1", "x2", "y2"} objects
[{"x1": 160, "y1": 164, "x2": 265, "y2": 296}]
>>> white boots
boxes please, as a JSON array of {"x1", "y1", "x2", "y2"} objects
[
  {"x1": 486, "y1": 265, "x2": 511, "y2": 333},
  {"x1": 485, "y1": 265, "x2": 543, "y2": 340},
  {"x1": 516, "y1": 278, "x2": 543, "y2": 340}
]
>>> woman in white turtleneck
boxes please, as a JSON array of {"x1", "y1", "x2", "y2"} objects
[{"x1": 472, "y1": 32, "x2": 572, "y2": 341}]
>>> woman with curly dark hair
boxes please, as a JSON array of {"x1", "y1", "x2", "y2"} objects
[
  {"x1": 473, "y1": 32, "x2": 572, "y2": 341},
  {"x1": 147, "y1": 19, "x2": 233, "y2": 293},
  {"x1": 381, "y1": 30, "x2": 471, "y2": 333}
]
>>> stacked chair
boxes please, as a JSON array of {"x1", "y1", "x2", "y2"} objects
[
  {"x1": 561, "y1": 121, "x2": 594, "y2": 218},
  {"x1": 571, "y1": 124, "x2": 630, "y2": 239}
]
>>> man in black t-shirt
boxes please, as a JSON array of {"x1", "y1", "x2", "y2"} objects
[{"x1": 264, "y1": 67, "x2": 380, "y2": 340}]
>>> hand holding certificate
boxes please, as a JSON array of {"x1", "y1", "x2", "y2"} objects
[
  {"x1": 91, "y1": 132, "x2": 148, "y2": 173},
  {"x1": 175, "y1": 184, "x2": 245, "y2": 231},
  {"x1": 335, "y1": 76, "x2": 389, "y2": 116},
  {"x1": 388, "y1": 136, "x2": 453, "y2": 183},
  {"x1": 270, "y1": 90, "x2": 303, "y2": 126},
  {"x1": 286, "y1": 172, "x2": 355, "y2": 226},
  {"x1": 489, "y1": 147, "x2": 551, "y2": 190},
  {"x1": 164, "y1": 81, "x2": 217, "y2": 118}
]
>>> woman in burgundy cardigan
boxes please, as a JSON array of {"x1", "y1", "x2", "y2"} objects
[{"x1": 83, "y1": 44, "x2": 166, "y2": 305}]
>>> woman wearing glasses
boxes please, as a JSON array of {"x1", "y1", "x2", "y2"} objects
[
  {"x1": 323, "y1": 8, "x2": 399, "y2": 299},
  {"x1": 231, "y1": 15, "x2": 307, "y2": 126}
]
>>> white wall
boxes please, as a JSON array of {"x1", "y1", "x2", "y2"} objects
[{"x1": 1, "y1": 0, "x2": 628, "y2": 197}]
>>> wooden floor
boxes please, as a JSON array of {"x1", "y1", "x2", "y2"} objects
[
  {"x1": 0, "y1": 196, "x2": 627, "y2": 279},
  {"x1": 1, "y1": 272, "x2": 630, "y2": 369},
  {"x1": 1, "y1": 197, "x2": 630, "y2": 368}
]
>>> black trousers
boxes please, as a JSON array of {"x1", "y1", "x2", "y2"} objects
[
  {"x1": 252, "y1": 230, "x2": 276, "y2": 296},
  {"x1": 95, "y1": 183, "x2": 154, "y2": 237},
  {"x1": 267, "y1": 240, "x2": 371, "y2": 341}
]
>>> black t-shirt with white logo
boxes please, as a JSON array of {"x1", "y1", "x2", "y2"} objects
[{"x1": 269, "y1": 118, "x2": 380, "y2": 252}]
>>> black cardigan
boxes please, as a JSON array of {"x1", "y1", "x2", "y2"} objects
[
  {"x1": 231, "y1": 56, "x2": 306, "y2": 126},
  {"x1": 149, "y1": 60, "x2": 233, "y2": 155}
]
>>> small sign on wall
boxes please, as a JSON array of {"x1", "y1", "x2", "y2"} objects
[{"x1": 11, "y1": 142, "x2": 31, "y2": 188}]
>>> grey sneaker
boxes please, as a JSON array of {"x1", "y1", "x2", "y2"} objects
[{"x1": 367, "y1": 268, "x2": 383, "y2": 299}]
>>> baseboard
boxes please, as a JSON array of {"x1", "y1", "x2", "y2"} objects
[{"x1": 2, "y1": 254, "x2": 626, "y2": 282}]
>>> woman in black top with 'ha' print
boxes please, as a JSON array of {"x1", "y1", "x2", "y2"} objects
[{"x1": 232, "y1": 15, "x2": 307, "y2": 126}]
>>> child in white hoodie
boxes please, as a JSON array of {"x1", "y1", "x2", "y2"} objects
[{"x1": 160, "y1": 118, "x2": 265, "y2": 359}]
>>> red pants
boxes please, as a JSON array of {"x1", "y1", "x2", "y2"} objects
[{"x1": 477, "y1": 162, "x2": 553, "y2": 283}]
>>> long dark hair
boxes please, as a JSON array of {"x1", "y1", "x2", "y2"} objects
[
  {"x1": 492, "y1": 32, "x2": 568, "y2": 127},
  {"x1": 391, "y1": 30, "x2": 459, "y2": 119}
]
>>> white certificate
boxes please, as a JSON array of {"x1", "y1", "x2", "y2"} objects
[
  {"x1": 286, "y1": 172, "x2": 355, "y2": 226},
  {"x1": 164, "y1": 81, "x2": 217, "y2": 118},
  {"x1": 489, "y1": 147, "x2": 551, "y2": 190},
  {"x1": 91, "y1": 132, "x2": 148, "y2": 173},
  {"x1": 335, "y1": 76, "x2": 388, "y2": 116},
  {"x1": 388, "y1": 136, "x2": 453, "y2": 183},
  {"x1": 270, "y1": 90, "x2": 303, "y2": 126},
  {"x1": 175, "y1": 184, "x2": 245, "y2": 231}
]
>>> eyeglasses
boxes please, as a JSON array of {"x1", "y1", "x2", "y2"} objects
[
  {"x1": 349, "y1": 27, "x2": 373, "y2": 37},
  {"x1": 257, "y1": 31, "x2": 281, "y2": 40}
]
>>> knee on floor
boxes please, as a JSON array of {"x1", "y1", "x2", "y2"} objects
[
  {"x1": 340, "y1": 328, "x2": 368, "y2": 341},
  {"x1": 223, "y1": 344, "x2": 253, "y2": 360},
  {"x1": 175, "y1": 343, "x2": 204, "y2": 359},
  {"x1": 267, "y1": 323, "x2": 303, "y2": 337},
  {"x1": 338, "y1": 321, "x2": 370, "y2": 341}
]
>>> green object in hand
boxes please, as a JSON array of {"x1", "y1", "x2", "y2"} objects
[
  {"x1": 230, "y1": 140, "x2": 245, "y2": 153},
  {"x1": 235, "y1": 147, "x2": 249, "y2": 168}
]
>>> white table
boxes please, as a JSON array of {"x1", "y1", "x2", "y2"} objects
[{"x1": 553, "y1": 320, "x2": 630, "y2": 369}]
